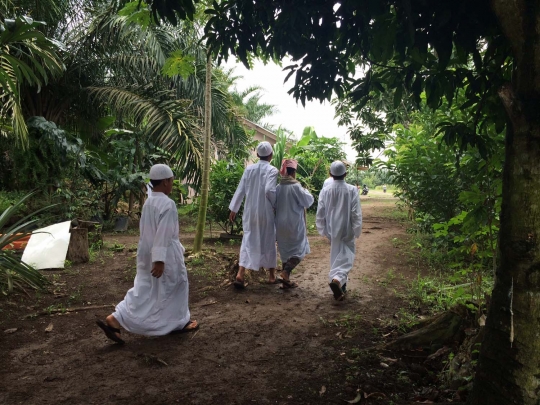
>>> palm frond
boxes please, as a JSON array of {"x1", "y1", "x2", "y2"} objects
[
  {"x1": 0, "y1": 191, "x2": 52, "y2": 293},
  {"x1": 88, "y1": 85, "x2": 205, "y2": 185}
]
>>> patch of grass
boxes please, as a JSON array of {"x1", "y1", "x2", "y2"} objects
[
  {"x1": 378, "y1": 268, "x2": 397, "y2": 287},
  {"x1": 45, "y1": 303, "x2": 67, "y2": 314},
  {"x1": 124, "y1": 255, "x2": 137, "y2": 281},
  {"x1": 321, "y1": 313, "x2": 363, "y2": 334},
  {"x1": 306, "y1": 212, "x2": 318, "y2": 235},
  {"x1": 104, "y1": 241, "x2": 125, "y2": 252},
  {"x1": 69, "y1": 285, "x2": 84, "y2": 304},
  {"x1": 395, "y1": 307, "x2": 421, "y2": 332}
]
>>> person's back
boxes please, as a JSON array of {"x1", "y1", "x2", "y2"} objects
[
  {"x1": 322, "y1": 176, "x2": 333, "y2": 189},
  {"x1": 241, "y1": 161, "x2": 277, "y2": 232},
  {"x1": 275, "y1": 178, "x2": 313, "y2": 260},
  {"x1": 316, "y1": 161, "x2": 362, "y2": 301},
  {"x1": 229, "y1": 141, "x2": 279, "y2": 288},
  {"x1": 318, "y1": 180, "x2": 360, "y2": 243}
]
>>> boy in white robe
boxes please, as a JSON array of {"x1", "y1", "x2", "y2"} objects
[
  {"x1": 229, "y1": 141, "x2": 279, "y2": 288},
  {"x1": 316, "y1": 161, "x2": 363, "y2": 301},
  {"x1": 96, "y1": 164, "x2": 198, "y2": 344},
  {"x1": 275, "y1": 159, "x2": 314, "y2": 288}
]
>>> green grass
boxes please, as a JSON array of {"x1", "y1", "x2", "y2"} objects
[{"x1": 306, "y1": 212, "x2": 318, "y2": 234}]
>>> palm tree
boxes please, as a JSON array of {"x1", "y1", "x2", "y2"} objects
[
  {"x1": 193, "y1": 50, "x2": 212, "y2": 253},
  {"x1": 229, "y1": 83, "x2": 277, "y2": 128},
  {"x1": 7, "y1": 1, "x2": 250, "y2": 187},
  {"x1": 0, "y1": 16, "x2": 64, "y2": 145}
]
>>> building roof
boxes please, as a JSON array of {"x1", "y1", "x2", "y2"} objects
[{"x1": 240, "y1": 118, "x2": 278, "y2": 144}]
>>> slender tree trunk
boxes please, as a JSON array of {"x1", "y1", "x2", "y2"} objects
[
  {"x1": 193, "y1": 51, "x2": 212, "y2": 253},
  {"x1": 128, "y1": 141, "x2": 139, "y2": 214},
  {"x1": 469, "y1": 3, "x2": 540, "y2": 403}
]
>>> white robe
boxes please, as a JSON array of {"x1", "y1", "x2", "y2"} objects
[
  {"x1": 316, "y1": 180, "x2": 362, "y2": 285},
  {"x1": 322, "y1": 177, "x2": 334, "y2": 189},
  {"x1": 275, "y1": 178, "x2": 314, "y2": 261},
  {"x1": 229, "y1": 160, "x2": 279, "y2": 270},
  {"x1": 113, "y1": 192, "x2": 190, "y2": 336}
]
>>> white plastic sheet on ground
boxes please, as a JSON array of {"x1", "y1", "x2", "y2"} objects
[{"x1": 21, "y1": 221, "x2": 71, "y2": 270}]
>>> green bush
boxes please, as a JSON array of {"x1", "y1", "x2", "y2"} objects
[
  {"x1": 207, "y1": 159, "x2": 245, "y2": 235},
  {"x1": 0, "y1": 191, "x2": 27, "y2": 215}
]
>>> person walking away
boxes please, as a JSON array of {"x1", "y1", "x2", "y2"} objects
[
  {"x1": 316, "y1": 161, "x2": 363, "y2": 301},
  {"x1": 383, "y1": 184, "x2": 387, "y2": 193},
  {"x1": 275, "y1": 159, "x2": 314, "y2": 288},
  {"x1": 229, "y1": 141, "x2": 279, "y2": 288},
  {"x1": 96, "y1": 164, "x2": 198, "y2": 344}
]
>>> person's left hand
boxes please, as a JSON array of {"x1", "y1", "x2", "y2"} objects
[{"x1": 151, "y1": 261, "x2": 164, "y2": 278}]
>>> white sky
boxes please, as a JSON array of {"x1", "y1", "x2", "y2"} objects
[{"x1": 223, "y1": 59, "x2": 358, "y2": 162}]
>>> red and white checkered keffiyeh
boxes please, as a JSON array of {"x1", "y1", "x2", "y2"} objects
[{"x1": 279, "y1": 159, "x2": 298, "y2": 176}]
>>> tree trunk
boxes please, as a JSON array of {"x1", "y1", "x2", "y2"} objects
[
  {"x1": 468, "y1": 3, "x2": 540, "y2": 403},
  {"x1": 193, "y1": 50, "x2": 212, "y2": 253},
  {"x1": 66, "y1": 228, "x2": 89, "y2": 264}
]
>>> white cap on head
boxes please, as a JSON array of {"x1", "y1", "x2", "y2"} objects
[
  {"x1": 149, "y1": 164, "x2": 174, "y2": 180},
  {"x1": 256, "y1": 141, "x2": 273, "y2": 157},
  {"x1": 330, "y1": 161, "x2": 347, "y2": 176}
]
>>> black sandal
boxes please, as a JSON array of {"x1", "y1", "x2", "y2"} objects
[
  {"x1": 233, "y1": 279, "x2": 247, "y2": 289},
  {"x1": 96, "y1": 319, "x2": 125, "y2": 344},
  {"x1": 329, "y1": 280, "x2": 345, "y2": 301},
  {"x1": 280, "y1": 278, "x2": 298, "y2": 289}
]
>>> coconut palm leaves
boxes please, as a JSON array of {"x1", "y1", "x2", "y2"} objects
[
  {"x1": 0, "y1": 16, "x2": 64, "y2": 145},
  {"x1": 3, "y1": 1, "x2": 250, "y2": 187},
  {"x1": 88, "y1": 85, "x2": 203, "y2": 184},
  {"x1": 0, "y1": 192, "x2": 51, "y2": 294}
]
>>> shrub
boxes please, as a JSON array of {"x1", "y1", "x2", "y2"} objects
[{"x1": 207, "y1": 159, "x2": 245, "y2": 235}]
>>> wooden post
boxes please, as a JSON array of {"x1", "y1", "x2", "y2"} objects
[{"x1": 66, "y1": 228, "x2": 89, "y2": 264}]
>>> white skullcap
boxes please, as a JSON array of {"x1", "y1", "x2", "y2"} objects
[
  {"x1": 330, "y1": 161, "x2": 347, "y2": 176},
  {"x1": 256, "y1": 141, "x2": 273, "y2": 157},
  {"x1": 149, "y1": 164, "x2": 174, "y2": 180}
]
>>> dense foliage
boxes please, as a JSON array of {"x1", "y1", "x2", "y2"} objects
[
  {"x1": 0, "y1": 0, "x2": 265, "y2": 223},
  {"x1": 206, "y1": 159, "x2": 245, "y2": 235}
]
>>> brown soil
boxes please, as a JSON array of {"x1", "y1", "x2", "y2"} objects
[{"x1": 0, "y1": 198, "x2": 457, "y2": 404}]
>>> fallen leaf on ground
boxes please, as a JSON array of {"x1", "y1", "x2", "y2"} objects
[
  {"x1": 380, "y1": 362, "x2": 389, "y2": 368},
  {"x1": 156, "y1": 358, "x2": 168, "y2": 366},
  {"x1": 4, "y1": 328, "x2": 17, "y2": 334},
  {"x1": 365, "y1": 392, "x2": 387, "y2": 399},
  {"x1": 45, "y1": 323, "x2": 53, "y2": 333},
  {"x1": 319, "y1": 386, "x2": 326, "y2": 396}
]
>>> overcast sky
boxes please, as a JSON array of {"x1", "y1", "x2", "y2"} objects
[{"x1": 223, "y1": 59, "x2": 358, "y2": 162}]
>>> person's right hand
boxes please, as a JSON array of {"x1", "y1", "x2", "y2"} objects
[
  {"x1": 229, "y1": 211, "x2": 236, "y2": 222},
  {"x1": 151, "y1": 261, "x2": 164, "y2": 278}
]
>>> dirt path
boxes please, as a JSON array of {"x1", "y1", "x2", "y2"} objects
[{"x1": 0, "y1": 197, "x2": 421, "y2": 405}]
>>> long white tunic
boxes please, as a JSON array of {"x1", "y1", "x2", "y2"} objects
[
  {"x1": 229, "y1": 160, "x2": 279, "y2": 270},
  {"x1": 316, "y1": 180, "x2": 362, "y2": 285},
  {"x1": 113, "y1": 192, "x2": 190, "y2": 336},
  {"x1": 275, "y1": 178, "x2": 314, "y2": 261},
  {"x1": 322, "y1": 177, "x2": 334, "y2": 189}
]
